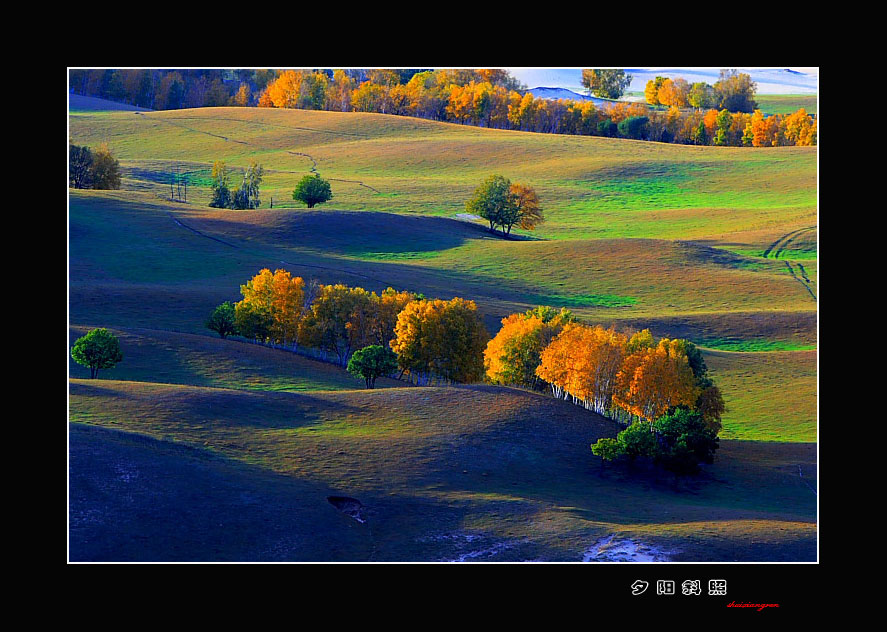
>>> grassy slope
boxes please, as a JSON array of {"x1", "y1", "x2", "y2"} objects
[
  {"x1": 69, "y1": 104, "x2": 817, "y2": 561},
  {"x1": 70, "y1": 380, "x2": 815, "y2": 562},
  {"x1": 755, "y1": 94, "x2": 818, "y2": 116},
  {"x1": 69, "y1": 107, "x2": 817, "y2": 242}
]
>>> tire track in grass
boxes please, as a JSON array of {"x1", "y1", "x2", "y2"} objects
[
  {"x1": 762, "y1": 226, "x2": 815, "y2": 259},
  {"x1": 762, "y1": 226, "x2": 817, "y2": 302},
  {"x1": 784, "y1": 261, "x2": 817, "y2": 301}
]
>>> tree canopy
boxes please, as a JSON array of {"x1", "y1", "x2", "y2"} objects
[
  {"x1": 581, "y1": 69, "x2": 632, "y2": 100},
  {"x1": 292, "y1": 174, "x2": 333, "y2": 208},
  {"x1": 71, "y1": 328, "x2": 123, "y2": 378},
  {"x1": 347, "y1": 345, "x2": 398, "y2": 388},
  {"x1": 465, "y1": 175, "x2": 544, "y2": 236}
]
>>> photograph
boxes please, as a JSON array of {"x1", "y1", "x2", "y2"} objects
[{"x1": 67, "y1": 67, "x2": 818, "y2": 579}]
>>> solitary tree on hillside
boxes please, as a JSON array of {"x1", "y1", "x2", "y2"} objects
[
  {"x1": 466, "y1": 174, "x2": 513, "y2": 234},
  {"x1": 466, "y1": 175, "x2": 544, "y2": 237},
  {"x1": 71, "y1": 328, "x2": 123, "y2": 378},
  {"x1": 292, "y1": 174, "x2": 333, "y2": 208}
]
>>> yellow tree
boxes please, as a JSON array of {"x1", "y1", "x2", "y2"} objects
[
  {"x1": 299, "y1": 284, "x2": 374, "y2": 365},
  {"x1": 233, "y1": 83, "x2": 251, "y2": 107},
  {"x1": 510, "y1": 182, "x2": 545, "y2": 231},
  {"x1": 270, "y1": 269, "x2": 305, "y2": 346},
  {"x1": 613, "y1": 339, "x2": 699, "y2": 423},
  {"x1": 373, "y1": 287, "x2": 416, "y2": 348},
  {"x1": 392, "y1": 298, "x2": 488, "y2": 385},
  {"x1": 536, "y1": 322, "x2": 586, "y2": 400},
  {"x1": 657, "y1": 78, "x2": 689, "y2": 108},
  {"x1": 235, "y1": 268, "x2": 275, "y2": 341},
  {"x1": 266, "y1": 70, "x2": 303, "y2": 108},
  {"x1": 783, "y1": 108, "x2": 816, "y2": 146}
]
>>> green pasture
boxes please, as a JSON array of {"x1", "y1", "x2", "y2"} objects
[{"x1": 69, "y1": 106, "x2": 817, "y2": 244}]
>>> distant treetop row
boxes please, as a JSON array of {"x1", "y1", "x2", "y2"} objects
[{"x1": 69, "y1": 69, "x2": 815, "y2": 147}]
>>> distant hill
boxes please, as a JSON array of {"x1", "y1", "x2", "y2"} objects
[{"x1": 527, "y1": 87, "x2": 616, "y2": 109}]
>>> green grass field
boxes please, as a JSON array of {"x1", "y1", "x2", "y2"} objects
[
  {"x1": 68, "y1": 96, "x2": 817, "y2": 561},
  {"x1": 755, "y1": 94, "x2": 818, "y2": 115}
]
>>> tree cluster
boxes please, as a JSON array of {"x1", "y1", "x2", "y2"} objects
[
  {"x1": 69, "y1": 144, "x2": 121, "y2": 190},
  {"x1": 390, "y1": 297, "x2": 490, "y2": 385},
  {"x1": 71, "y1": 68, "x2": 816, "y2": 148},
  {"x1": 645, "y1": 70, "x2": 758, "y2": 113},
  {"x1": 484, "y1": 313, "x2": 725, "y2": 473},
  {"x1": 209, "y1": 161, "x2": 264, "y2": 209},
  {"x1": 209, "y1": 269, "x2": 491, "y2": 387},
  {"x1": 69, "y1": 69, "x2": 277, "y2": 110},
  {"x1": 466, "y1": 175, "x2": 544, "y2": 236}
]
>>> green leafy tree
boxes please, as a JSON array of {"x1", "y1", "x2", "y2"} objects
[
  {"x1": 596, "y1": 119, "x2": 617, "y2": 137},
  {"x1": 347, "y1": 345, "x2": 398, "y2": 388},
  {"x1": 688, "y1": 82, "x2": 716, "y2": 109},
  {"x1": 206, "y1": 302, "x2": 237, "y2": 338},
  {"x1": 71, "y1": 328, "x2": 123, "y2": 378},
  {"x1": 713, "y1": 109, "x2": 732, "y2": 146},
  {"x1": 692, "y1": 120, "x2": 708, "y2": 145},
  {"x1": 652, "y1": 408, "x2": 719, "y2": 476},
  {"x1": 591, "y1": 437, "x2": 621, "y2": 469},
  {"x1": 581, "y1": 69, "x2": 632, "y2": 100},
  {"x1": 209, "y1": 161, "x2": 232, "y2": 208},
  {"x1": 70, "y1": 145, "x2": 93, "y2": 189},
  {"x1": 232, "y1": 162, "x2": 264, "y2": 209},
  {"x1": 617, "y1": 116, "x2": 649, "y2": 140},
  {"x1": 616, "y1": 421, "x2": 658, "y2": 461},
  {"x1": 466, "y1": 174, "x2": 513, "y2": 234},
  {"x1": 292, "y1": 174, "x2": 333, "y2": 208}
]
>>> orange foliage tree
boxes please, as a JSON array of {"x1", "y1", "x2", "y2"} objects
[
  {"x1": 613, "y1": 339, "x2": 700, "y2": 424},
  {"x1": 484, "y1": 307, "x2": 573, "y2": 388}
]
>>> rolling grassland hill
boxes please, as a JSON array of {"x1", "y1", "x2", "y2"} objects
[{"x1": 68, "y1": 96, "x2": 817, "y2": 561}]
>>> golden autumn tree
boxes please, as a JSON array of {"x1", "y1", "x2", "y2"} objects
[
  {"x1": 269, "y1": 269, "x2": 305, "y2": 345},
  {"x1": 233, "y1": 83, "x2": 251, "y2": 107},
  {"x1": 265, "y1": 70, "x2": 303, "y2": 108},
  {"x1": 656, "y1": 78, "x2": 690, "y2": 108},
  {"x1": 235, "y1": 268, "x2": 275, "y2": 341},
  {"x1": 613, "y1": 338, "x2": 700, "y2": 423},
  {"x1": 391, "y1": 297, "x2": 489, "y2": 385},
  {"x1": 535, "y1": 322, "x2": 627, "y2": 414},
  {"x1": 234, "y1": 268, "x2": 305, "y2": 345},
  {"x1": 511, "y1": 183, "x2": 545, "y2": 231},
  {"x1": 298, "y1": 284, "x2": 375, "y2": 365},
  {"x1": 783, "y1": 108, "x2": 817, "y2": 146},
  {"x1": 484, "y1": 307, "x2": 573, "y2": 389},
  {"x1": 372, "y1": 287, "x2": 416, "y2": 348}
]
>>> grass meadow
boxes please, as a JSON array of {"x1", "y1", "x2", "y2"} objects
[{"x1": 68, "y1": 96, "x2": 817, "y2": 561}]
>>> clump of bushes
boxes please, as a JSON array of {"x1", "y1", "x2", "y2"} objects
[{"x1": 69, "y1": 144, "x2": 121, "y2": 190}]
